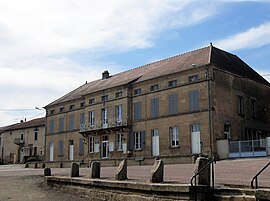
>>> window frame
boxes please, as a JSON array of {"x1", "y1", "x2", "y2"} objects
[
  {"x1": 88, "y1": 136, "x2": 95, "y2": 153},
  {"x1": 170, "y1": 127, "x2": 179, "y2": 147},
  {"x1": 150, "y1": 84, "x2": 159, "y2": 91},
  {"x1": 168, "y1": 80, "x2": 177, "y2": 87},
  {"x1": 116, "y1": 133, "x2": 123, "y2": 151},
  {"x1": 134, "y1": 131, "x2": 142, "y2": 150}
]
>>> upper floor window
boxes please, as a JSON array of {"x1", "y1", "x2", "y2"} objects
[
  {"x1": 189, "y1": 90, "x2": 200, "y2": 112},
  {"x1": 115, "y1": 91, "x2": 123, "y2": 98},
  {"x1": 50, "y1": 109, "x2": 55, "y2": 115},
  {"x1": 80, "y1": 102, "x2": 85, "y2": 108},
  {"x1": 168, "y1": 94, "x2": 178, "y2": 115},
  {"x1": 59, "y1": 107, "x2": 65, "y2": 113},
  {"x1": 134, "y1": 102, "x2": 142, "y2": 120},
  {"x1": 115, "y1": 105, "x2": 123, "y2": 124},
  {"x1": 34, "y1": 131, "x2": 38, "y2": 141},
  {"x1": 250, "y1": 98, "x2": 257, "y2": 118},
  {"x1": 69, "y1": 115, "x2": 75, "y2": 131},
  {"x1": 188, "y1": 75, "x2": 199, "y2": 82},
  {"x1": 89, "y1": 111, "x2": 95, "y2": 127},
  {"x1": 237, "y1": 96, "x2": 244, "y2": 116},
  {"x1": 101, "y1": 108, "x2": 108, "y2": 128},
  {"x1": 150, "y1": 84, "x2": 159, "y2": 91},
  {"x1": 59, "y1": 118, "x2": 64, "y2": 132},
  {"x1": 49, "y1": 119, "x2": 54, "y2": 134},
  {"x1": 150, "y1": 98, "x2": 159, "y2": 118},
  {"x1": 101, "y1": 95, "x2": 108, "y2": 102},
  {"x1": 168, "y1": 80, "x2": 177, "y2": 87},
  {"x1": 69, "y1": 104, "x2": 75, "y2": 111},
  {"x1": 134, "y1": 88, "x2": 142, "y2": 95},
  {"x1": 80, "y1": 113, "x2": 85, "y2": 125},
  {"x1": 89, "y1": 98, "x2": 95, "y2": 104}
]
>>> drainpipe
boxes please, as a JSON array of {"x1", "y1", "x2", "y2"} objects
[{"x1": 205, "y1": 67, "x2": 213, "y2": 156}]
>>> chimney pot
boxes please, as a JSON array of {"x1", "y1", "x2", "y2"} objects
[{"x1": 102, "y1": 70, "x2": 110, "y2": 80}]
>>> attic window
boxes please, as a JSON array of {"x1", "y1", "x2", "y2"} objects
[
  {"x1": 168, "y1": 80, "x2": 177, "y2": 87},
  {"x1": 188, "y1": 75, "x2": 199, "y2": 82},
  {"x1": 50, "y1": 109, "x2": 55, "y2": 115},
  {"x1": 59, "y1": 107, "x2": 64, "y2": 113},
  {"x1": 150, "y1": 84, "x2": 159, "y2": 91},
  {"x1": 69, "y1": 105, "x2": 75, "y2": 111},
  {"x1": 101, "y1": 95, "x2": 108, "y2": 101},
  {"x1": 134, "y1": 88, "x2": 141, "y2": 95},
  {"x1": 89, "y1": 98, "x2": 95, "y2": 104},
  {"x1": 115, "y1": 91, "x2": 123, "y2": 98},
  {"x1": 80, "y1": 102, "x2": 85, "y2": 108}
]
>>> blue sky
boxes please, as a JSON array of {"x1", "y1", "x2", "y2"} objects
[{"x1": 0, "y1": 0, "x2": 270, "y2": 126}]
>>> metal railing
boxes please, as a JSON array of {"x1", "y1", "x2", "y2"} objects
[
  {"x1": 190, "y1": 157, "x2": 216, "y2": 201},
  {"x1": 79, "y1": 120, "x2": 127, "y2": 132},
  {"x1": 251, "y1": 161, "x2": 270, "y2": 189}
]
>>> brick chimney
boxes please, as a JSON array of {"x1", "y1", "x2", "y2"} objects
[{"x1": 102, "y1": 70, "x2": 110, "y2": 80}]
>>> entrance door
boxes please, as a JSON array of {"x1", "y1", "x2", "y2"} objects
[
  {"x1": 49, "y1": 142, "x2": 54, "y2": 161},
  {"x1": 191, "y1": 131, "x2": 201, "y2": 154},
  {"x1": 152, "y1": 129, "x2": 160, "y2": 156},
  {"x1": 69, "y1": 140, "x2": 74, "y2": 161},
  {"x1": 102, "y1": 136, "x2": 109, "y2": 158}
]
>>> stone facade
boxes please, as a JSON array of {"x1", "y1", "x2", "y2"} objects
[
  {"x1": 44, "y1": 45, "x2": 270, "y2": 164},
  {"x1": 0, "y1": 118, "x2": 45, "y2": 164}
]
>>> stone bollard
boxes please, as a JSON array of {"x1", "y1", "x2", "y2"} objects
[
  {"x1": 115, "y1": 159, "x2": 127, "y2": 180},
  {"x1": 25, "y1": 163, "x2": 29, "y2": 168},
  {"x1": 194, "y1": 157, "x2": 210, "y2": 186},
  {"x1": 34, "y1": 163, "x2": 38, "y2": 168},
  {"x1": 71, "y1": 162, "x2": 80, "y2": 177},
  {"x1": 44, "y1": 167, "x2": 51, "y2": 176},
  {"x1": 42, "y1": 163, "x2": 46, "y2": 168},
  {"x1": 59, "y1": 162, "x2": 63, "y2": 168},
  {"x1": 90, "y1": 161, "x2": 101, "y2": 178},
  {"x1": 150, "y1": 159, "x2": 164, "y2": 183}
]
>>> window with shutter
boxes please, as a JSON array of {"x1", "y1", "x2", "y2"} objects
[
  {"x1": 79, "y1": 138, "x2": 84, "y2": 155},
  {"x1": 150, "y1": 98, "x2": 159, "y2": 118},
  {"x1": 69, "y1": 115, "x2": 75, "y2": 131},
  {"x1": 49, "y1": 119, "x2": 54, "y2": 134},
  {"x1": 169, "y1": 94, "x2": 178, "y2": 114},
  {"x1": 189, "y1": 90, "x2": 199, "y2": 112},
  {"x1": 58, "y1": 140, "x2": 64, "y2": 156},
  {"x1": 59, "y1": 118, "x2": 64, "y2": 132},
  {"x1": 134, "y1": 102, "x2": 142, "y2": 120}
]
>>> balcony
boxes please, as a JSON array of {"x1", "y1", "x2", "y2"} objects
[
  {"x1": 79, "y1": 120, "x2": 128, "y2": 133},
  {"x1": 14, "y1": 138, "x2": 25, "y2": 145}
]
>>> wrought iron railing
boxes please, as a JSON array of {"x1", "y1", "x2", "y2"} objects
[
  {"x1": 190, "y1": 157, "x2": 216, "y2": 201},
  {"x1": 79, "y1": 120, "x2": 127, "y2": 132},
  {"x1": 251, "y1": 161, "x2": 270, "y2": 189}
]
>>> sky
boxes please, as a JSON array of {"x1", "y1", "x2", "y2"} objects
[{"x1": 0, "y1": 0, "x2": 270, "y2": 127}]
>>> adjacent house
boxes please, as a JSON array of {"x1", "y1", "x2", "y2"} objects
[
  {"x1": 0, "y1": 117, "x2": 45, "y2": 164},
  {"x1": 44, "y1": 44, "x2": 270, "y2": 165}
]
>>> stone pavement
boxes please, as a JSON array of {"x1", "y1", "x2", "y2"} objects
[{"x1": 0, "y1": 157, "x2": 269, "y2": 200}]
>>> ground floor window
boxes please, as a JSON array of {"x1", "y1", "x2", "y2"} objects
[
  {"x1": 116, "y1": 133, "x2": 123, "y2": 151},
  {"x1": 170, "y1": 127, "x2": 179, "y2": 147},
  {"x1": 89, "y1": 136, "x2": 94, "y2": 153},
  {"x1": 135, "y1": 132, "x2": 142, "y2": 150}
]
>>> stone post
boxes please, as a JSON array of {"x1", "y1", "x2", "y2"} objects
[
  {"x1": 71, "y1": 162, "x2": 80, "y2": 177},
  {"x1": 115, "y1": 159, "x2": 127, "y2": 180},
  {"x1": 194, "y1": 157, "x2": 210, "y2": 186},
  {"x1": 90, "y1": 161, "x2": 101, "y2": 178},
  {"x1": 150, "y1": 159, "x2": 164, "y2": 183},
  {"x1": 34, "y1": 163, "x2": 38, "y2": 168},
  {"x1": 44, "y1": 167, "x2": 51, "y2": 176}
]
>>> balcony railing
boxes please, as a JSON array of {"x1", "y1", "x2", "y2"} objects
[
  {"x1": 14, "y1": 138, "x2": 25, "y2": 145},
  {"x1": 80, "y1": 120, "x2": 127, "y2": 132}
]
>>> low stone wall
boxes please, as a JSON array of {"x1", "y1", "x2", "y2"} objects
[{"x1": 45, "y1": 176, "x2": 210, "y2": 201}]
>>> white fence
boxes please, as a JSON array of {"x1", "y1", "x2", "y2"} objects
[{"x1": 229, "y1": 139, "x2": 267, "y2": 158}]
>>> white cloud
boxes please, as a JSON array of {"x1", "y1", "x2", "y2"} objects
[
  {"x1": 0, "y1": 0, "x2": 219, "y2": 126},
  {"x1": 215, "y1": 21, "x2": 270, "y2": 51}
]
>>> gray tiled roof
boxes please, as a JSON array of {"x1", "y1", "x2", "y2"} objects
[
  {"x1": 46, "y1": 45, "x2": 270, "y2": 107},
  {"x1": 1, "y1": 117, "x2": 45, "y2": 132}
]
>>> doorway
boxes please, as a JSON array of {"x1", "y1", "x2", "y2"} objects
[
  {"x1": 152, "y1": 129, "x2": 160, "y2": 156},
  {"x1": 49, "y1": 142, "x2": 54, "y2": 161},
  {"x1": 69, "y1": 140, "x2": 74, "y2": 161},
  {"x1": 102, "y1": 136, "x2": 109, "y2": 158},
  {"x1": 191, "y1": 124, "x2": 201, "y2": 154}
]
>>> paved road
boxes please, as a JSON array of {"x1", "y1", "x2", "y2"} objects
[{"x1": 0, "y1": 157, "x2": 270, "y2": 200}]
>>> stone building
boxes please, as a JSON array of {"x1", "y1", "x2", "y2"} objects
[
  {"x1": 0, "y1": 117, "x2": 45, "y2": 164},
  {"x1": 44, "y1": 44, "x2": 270, "y2": 164}
]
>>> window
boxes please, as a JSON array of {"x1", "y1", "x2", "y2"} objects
[
  {"x1": 101, "y1": 95, "x2": 108, "y2": 101},
  {"x1": 33, "y1": 147, "x2": 37, "y2": 156},
  {"x1": 189, "y1": 90, "x2": 200, "y2": 111},
  {"x1": 89, "y1": 98, "x2": 95, "y2": 104},
  {"x1": 150, "y1": 84, "x2": 159, "y2": 91},
  {"x1": 20, "y1": 133, "x2": 24, "y2": 141},
  {"x1": 58, "y1": 140, "x2": 64, "y2": 156},
  {"x1": 170, "y1": 127, "x2": 179, "y2": 147},
  {"x1": 101, "y1": 108, "x2": 108, "y2": 127},
  {"x1": 49, "y1": 119, "x2": 54, "y2": 134},
  {"x1": 191, "y1": 123, "x2": 200, "y2": 132},
  {"x1": 134, "y1": 102, "x2": 142, "y2": 120},
  {"x1": 135, "y1": 132, "x2": 142, "y2": 150},
  {"x1": 250, "y1": 98, "x2": 257, "y2": 118},
  {"x1": 150, "y1": 98, "x2": 159, "y2": 118},
  {"x1": 79, "y1": 138, "x2": 84, "y2": 155},
  {"x1": 89, "y1": 111, "x2": 95, "y2": 127},
  {"x1": 237, "y1": 96, "x2": 244, "y2": 116},
  {"x1": 59, "y1": 107, "x2": 65, "y2": 113},
  {"x1": 80, "y1": 113, "x2": 85, "y2": 125},
  {"x1": 34, "y1": 131, "x2": 38, "y2": 141},
  {"x1": 115, "y1": 91, "x2": 123, "y2": 98},
  {"x1": 134, "y1": 88, "x2": 141, "y2": 95},
  {"x1": 69, "y1": 104, "x2": 75, "y2": 111},
  {"x1": 115, "y1": 105, "x2": 123, "y2": 124},
  {"x1": 50, "y1": 109, "x2": 55, "y2": 115},
  {"x1": 188, "y1": 75, "x2": 199, "y2": 82},
  {"x1": 89, "y1": 136, "x2": 94, "y2": 153},
  {"x1": 59, "y1": 118, "x2": 64, "y2": 132},
  {"x1": 69, "y1": 115, "x2": 75, "y2": 131},
  {"x1": 224, "y1": 124, "x2": 231, "y2": 140},
  {"x1": 116, "y1": 133, "x2": 123, "y2": 151},
  {"x1": 80, "y1": 102, "x2": 85, "y2": 108},
  {"x1": 169, "y1": 94, "x2": 178, "y2": 114},
  {"x1": 168, "y1": 80, "x2": 177, "y2": 87}
]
